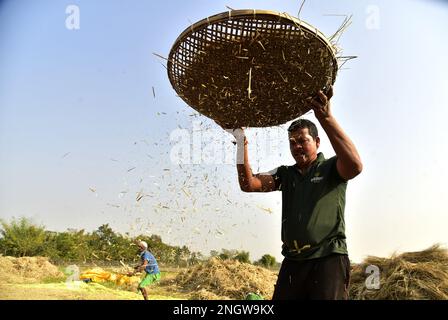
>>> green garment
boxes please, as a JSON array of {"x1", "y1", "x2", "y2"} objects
[{"x1": 272, "y1": 153, "x2": 348, "y2": 261}]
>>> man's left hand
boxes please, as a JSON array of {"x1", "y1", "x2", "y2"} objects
[{"x1": 307, "y1": 85, "x2": 334, "y2": 120}]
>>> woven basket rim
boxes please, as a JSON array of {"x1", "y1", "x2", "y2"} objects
[{"x1": 168, "y1": 9, "x2": 337, "y2": 71}]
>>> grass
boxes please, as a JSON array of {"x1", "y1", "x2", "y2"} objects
[
  {"x1": 1, "y1": 278, "x2": 187, "y2": 300},
  {"x1": 4, "y1": 282, "x2": 143, "y2": 300},
  {"x1": 0, "y1": 262, "x2": 192, "y2": 300}
]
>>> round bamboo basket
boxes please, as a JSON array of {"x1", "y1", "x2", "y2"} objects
[{"x1": 168, "y1": 9, "x2": 338, "y2": 128}]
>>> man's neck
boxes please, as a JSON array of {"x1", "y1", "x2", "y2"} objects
[
  {"x1": 295, "y1": 154, "x2": 319, "y2": 174},
  {"x1": 296, "y1": 164, "x2": 310, "y2": 175}
]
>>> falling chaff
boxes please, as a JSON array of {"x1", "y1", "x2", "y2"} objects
[
  {"x1": 247, "y1": 67, "x2": 252, "y2": 99},
  {"x1": 257, "y1": 205, "x2": 273, "y2": 214},
  {"x1": 136, "y1": 192, "x2": 145, "y2": 202}
]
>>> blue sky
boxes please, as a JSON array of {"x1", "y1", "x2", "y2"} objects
[{"x1": 1, "y1": 0, "x2": 448, "y2": 263}]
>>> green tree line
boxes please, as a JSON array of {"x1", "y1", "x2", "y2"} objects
[{"x1": 0, "y1": 217, "x2": 277, "y2": 268}]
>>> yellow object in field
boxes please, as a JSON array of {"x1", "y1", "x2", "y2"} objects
[{"x1": 80, "y1": 268, "x2": 140, "y2": 286}]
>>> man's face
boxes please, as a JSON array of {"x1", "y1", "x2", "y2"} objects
[{"x1": 289, "y1": 128, "x2": 320, "y2": 168}]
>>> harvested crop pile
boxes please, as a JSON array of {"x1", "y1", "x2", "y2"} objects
[
  {"x1": 174, "y1": 258, "x2": 277, "y2": 300},
  {"x1": 0, "y1": 255, "x2": 64, "y2": 284},
  {"x1": 349, "y1": 245, "x2": 448, "y2": 300},
  {"x1": 80, "y1": 267, "x2": 141, "y2": 288}
]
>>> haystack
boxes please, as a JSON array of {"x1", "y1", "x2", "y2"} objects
[
  {"x1": 175, "y1": 258, "x2": 277, "y2": 300},
  {"x1": 0, "y1": 255, "x2": 64, "y2": 284},
  {"x1": 349, "y1": 245, "x2": 448, "y2": 300}
]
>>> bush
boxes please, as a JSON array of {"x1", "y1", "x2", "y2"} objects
[
  {"x1": 0, "y1": 217, "x2": 46, "y2": 257},
  {"x1": 211, "y1": 249, "x2": 251, "y2": 264},
  {"x1": 256, "y1": 254, "x2": 277, "y2": 268}
]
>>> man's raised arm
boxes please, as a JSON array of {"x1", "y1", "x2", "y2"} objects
[
  {"x1": 222, "y1": 127, "x2": 277, "y2": 193},
  {"x1": 310, "y1": 86, "x2": 363, "y2": 180}
]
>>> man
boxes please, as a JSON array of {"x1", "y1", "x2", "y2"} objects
[
  {"x1": 129, "y1": 240, "x2": 161, "y2": 300},
  {"x1": 218, "y1": 86, "x2": 362, "y2": 300}
]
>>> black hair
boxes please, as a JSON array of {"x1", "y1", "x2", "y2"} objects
[{"x1": 287, "y1": 119, "x2": 318, "y2": 140}]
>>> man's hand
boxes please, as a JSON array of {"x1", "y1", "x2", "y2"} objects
[
  {"x1": 214, "y1": 120, "x2": 277, "y2": 192},
  {"x1": 133, "y1": 265, "x2": 142, "y2": 273},
  {"x1": 307, "y1": 86, "x2": 334, "y2": 121},
  {"x1": 214, "y1": 120, "x2": 247, "y2": 145},
  {"x1": 306, "y1": 85, "x2": 363, "y2": 180},
  {"x1": 229, "y1": 128, "x2": 246, "y2": 145}
]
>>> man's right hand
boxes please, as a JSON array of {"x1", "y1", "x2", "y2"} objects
[
  {"x1": 214, "y1": 120, "x2": 278, "y2": 193},
  {"x1": 229, "y1": 128, "x2": 246, "y2": 145},
  {"x1": 214, "y1": 120, "x2": 246, "y2": 144}
]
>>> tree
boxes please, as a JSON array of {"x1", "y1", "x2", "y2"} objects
[
  {"x1": 175, "y1": 245, "x2": 191, "y2": 267},
  {"x1": 218, "y1": 249, "x2": 234, "y2": 260},
  {"x1": 0, "y1": 217, "x2": 46, "y2": 256},
  {"x1": 210, "y1": 250, "x2": 219, "y2": 258},
  {"x1": 188, "y1": 252, "x2": 204, "y2": 265},
  {"x1": 256, "y1": 254, "x2": 277, "y2": 268},
  {"x1": 212, "y1": 249, "x2": 251, "y2": 264},
  {"x1": 0, "y1": 217, "x2": 203, "y2": 266},
  {"x1": 234, "y1": 251, "x2": 251, "y2": 264},
  {"x1": 43, "y1": 231, "x2": 79, "y2": 261},
  {"x1": 93, "y1": 224, "x2": 118, "y2": 244}
]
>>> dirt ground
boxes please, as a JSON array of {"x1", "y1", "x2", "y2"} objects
[
  {"x1": 0, "y1": 256, "x2": 190, "y2": 300},
  {"x1": 0, "y1": 256, "x2": 279, "y2": 300},
  {"x1": 0, "y1": 272, "x2": 189, "y2": 300},
  {"x1": 0, "y1": 282, "x2": 141, "y2": 300}
]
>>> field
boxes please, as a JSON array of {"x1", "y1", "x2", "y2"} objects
[
  {"x1": 0, "y1": 256, "x2": 195, "y2": 300},
  {"x1": 0, "y1": 266, "x2": 190, "y2": 300},
  {"x1": 0, "y1": 256, "x2": 276, "y2": 300},
  {"x1": 2, "y1": 245, "x2": 448, "y2": 300}
]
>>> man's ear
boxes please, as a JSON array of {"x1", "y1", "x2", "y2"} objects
[{"x1": 315, "y1": 136, "x2": 320, "y2": 148}]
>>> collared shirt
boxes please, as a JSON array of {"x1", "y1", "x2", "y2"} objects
[
  {"x1": 271, "y1": 153, "x2": 348, "y2": 261},
  {"x1": 140, "y1": 250, "x2": 160, "y2": 274}
]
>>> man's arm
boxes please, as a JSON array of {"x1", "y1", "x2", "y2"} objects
[
  {"x1": 310, "y1": 86, "x2": 363, "y2": 180},
  {"x1": 224, "y1": 127, "x2": 277, "y2": 193},
  {"x1": 132, "y1": 259, "x2": 148, "y2": 274},
  {"x1": 137, "y1": 260, "x2": 148, "y2": 273}
]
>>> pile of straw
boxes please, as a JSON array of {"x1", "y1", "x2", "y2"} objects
[
  {"x1": 0, "y1": 255, "x2": 64, "y2": 284},
  {"x1": 349, "y1": 245, "x2": 448, "y2": 300},
  {"x1": 174, "y1": 257, "x2": 277, "y2": 300}
]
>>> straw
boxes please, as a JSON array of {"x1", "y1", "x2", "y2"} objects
[
  {"x1": 167, "y1": 9, "x2": 339, "y2": 128},
  {"x1": 175, "y1": 257, "x2": 277, "y2": 299},
  {"x1": 349, "y1": 245, "x2": 448, "y2": 300}
]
